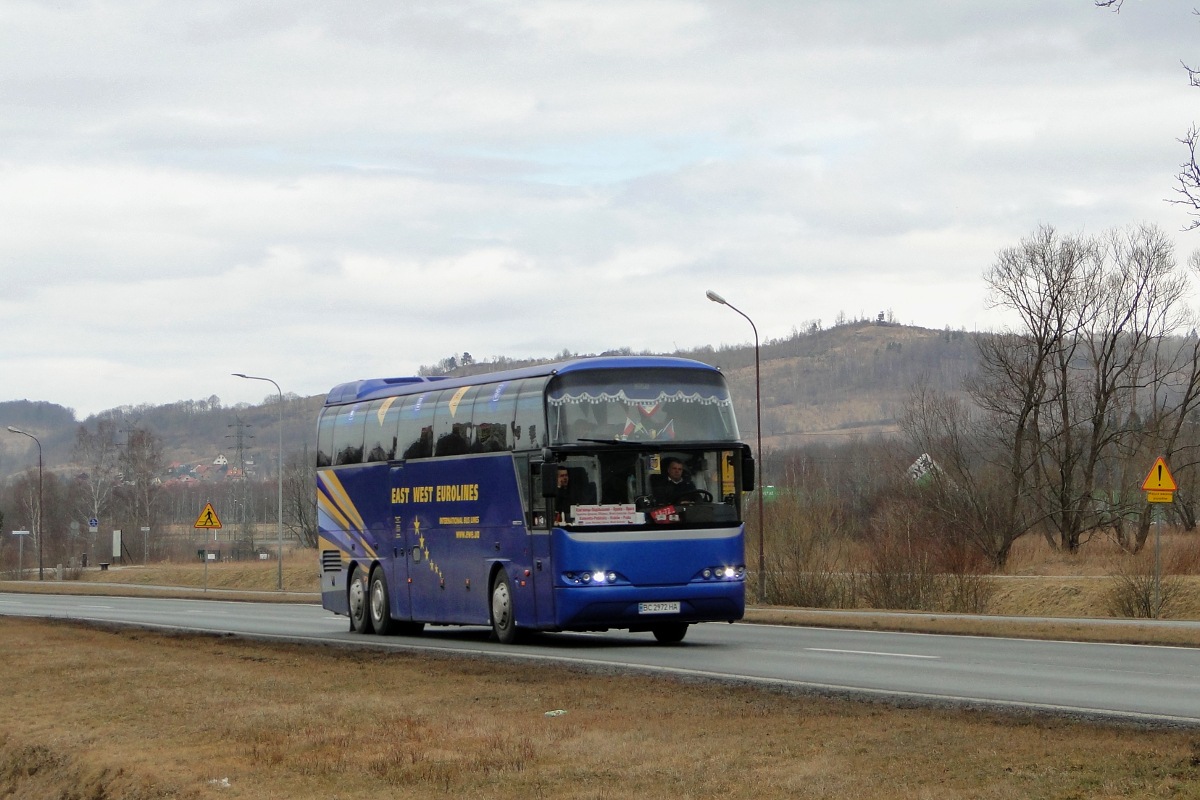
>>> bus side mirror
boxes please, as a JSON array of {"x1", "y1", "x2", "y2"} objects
[
  {"x1": 742, "y1": 455, "x2": 755, "y2": 492},
  {"x1": 541, "y1": 462, "x2": 560, "y2": 498}
]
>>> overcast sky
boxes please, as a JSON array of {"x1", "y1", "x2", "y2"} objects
[{"x1": 2, "y1": 0, "x2": 1198, "y2": 418}]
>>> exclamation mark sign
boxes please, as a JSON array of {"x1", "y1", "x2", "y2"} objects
[{"x1": 1159, "y1": 464, "x2": 1163, "y2": 483}]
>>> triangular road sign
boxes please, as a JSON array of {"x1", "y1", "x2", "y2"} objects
[
  {"x1": 194, "y1": 503, "x2": 223, "y2": 529},
  {"x1": 1141, "y1": 457, "x2": 1178, "y2": 492}
]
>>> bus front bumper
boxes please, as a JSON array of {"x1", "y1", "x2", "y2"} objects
[{"x1": 552, "y1": 581, "x2": 744, "y2": 631}]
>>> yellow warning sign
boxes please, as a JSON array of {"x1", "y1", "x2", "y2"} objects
[
  {"x1": 194, "y1": 503, "x2": 223, "y2": 529},
  {"x1": 1141, "y1": 457, "x2": 1178, "y2": 492},
  {"x1": 1147, "y1": 491, "x2": 1174, "y2": 504}
]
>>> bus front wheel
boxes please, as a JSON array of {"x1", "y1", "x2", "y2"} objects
[
  {"x1": 652, "y1": 623, "x2": 688, "y2": 644},
  {"x1": 490, "y1": 572, "x2": 518, "y2": 644},
  {"x1": 348, "y1": 565, "x2": 373, "y2": 634}
]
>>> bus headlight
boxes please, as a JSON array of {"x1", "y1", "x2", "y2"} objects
[
  {"x1": 724, "y1": 567, "x2": 735, "y2": 578},
  {"x1": 580, "y1": 572, "x2": 592, "y2": 583},
  {"x1": 702, "y1": 568, "x2": 712, "y2": 579},
  {"x1": 606, "y1": 572, "x2": 617, "y2": 583}
]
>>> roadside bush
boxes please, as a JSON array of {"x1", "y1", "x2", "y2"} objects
[
  {"x1": 769, "y1": 532, "x2": 858, "y2": 609},
  {"x1": 762, "y1": 493, "x2": 857, "y2": 608},
  {"x1": 1106, "y1": 554, "x2": 1182, "y2": 618},
  {"x1": 862, "y1": 494, "x2": 994, "y2": 613}
]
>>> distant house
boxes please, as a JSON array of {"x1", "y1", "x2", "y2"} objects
[{"x1": 213, "y1": 454, "x2": 229, "y2": 466}]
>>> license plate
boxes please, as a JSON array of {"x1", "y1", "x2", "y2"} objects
[{"x1": 638, "y1": 601, "x2": 680, "y2": 615}]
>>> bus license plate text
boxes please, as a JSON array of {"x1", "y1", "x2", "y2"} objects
[{"x1": 638, "y1": 602, "x2": 680, "y2": 614}]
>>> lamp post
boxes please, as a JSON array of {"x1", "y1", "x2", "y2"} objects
[
  {"x1": 705, "y1": 290, "x2": 766, "y2": 604},
  {"x1": 233, "y1": 373, "x2": 285, "y2": 591},
  {"x1": 6, "y1": 426, "x2": 44, "y2": 580}
]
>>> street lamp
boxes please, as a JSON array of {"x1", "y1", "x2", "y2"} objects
[
  {"x1": 6, "y1": 426, "x2": 43, "y2": 580},
  {"x1": 705, "y1": 290, "x2": 766, "y2": 604},
  {"x1": 233, "y1": 373, "x2": 285, "y2": 591}
]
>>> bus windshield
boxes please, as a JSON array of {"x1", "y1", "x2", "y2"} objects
[
  {"x1": 547, "y1": 368, "x2": 738, "y2": 444},
  {"x1": 552, "y1": 449, "x2": 744, "y2": 528}
]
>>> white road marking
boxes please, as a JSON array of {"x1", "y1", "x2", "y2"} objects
[{"x1": 807, "y1": 647, "x2": 940, "y2": 660}]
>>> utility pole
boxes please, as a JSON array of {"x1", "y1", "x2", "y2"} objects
[{"x1": 226, "y1": 416, "x2": 254, "y2": 549}]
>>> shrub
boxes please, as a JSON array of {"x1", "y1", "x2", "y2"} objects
[{"x1": 1105, "y1": 554, "x2": 1181, "y2": 618}]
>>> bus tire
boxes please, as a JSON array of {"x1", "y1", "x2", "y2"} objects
[
  {"x1": 490, "y1": 571, "x2": 518, "y2": 644},
  {"x1": 348, "y1": 564, "x2": 373, "y2": 634},
  {"x1": 652, "y1": 623, "x2": 688, "y2": 644},
  {"x1": 369, "y1": 567, "x2": 395, "y2": 636}
]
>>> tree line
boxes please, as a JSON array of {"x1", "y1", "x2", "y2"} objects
[{"x1": 0, "y1": 420, "x2": 319, "y2": 576}]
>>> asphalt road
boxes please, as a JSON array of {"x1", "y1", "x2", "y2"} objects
[{"x1": 3, "y1": 591, "x2": 1199, "y2": 726}]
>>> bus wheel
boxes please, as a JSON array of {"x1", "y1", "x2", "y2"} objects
[
  {"x1": 348, "y1": 565, "x2": 373, "y2": 634},
  {"x1": 369, "y1": 568, "x2": 395, "y2": 636},
  {"x1": 490, "y1": 572, "x2": 518, "y2": 644},
  {"x1": 652, "y1": 623, "x2": 688, "y2": 644}
]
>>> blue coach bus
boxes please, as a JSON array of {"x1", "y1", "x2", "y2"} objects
[{"x1": 316, "y1": 356, "x2": 753, "y2": 644}]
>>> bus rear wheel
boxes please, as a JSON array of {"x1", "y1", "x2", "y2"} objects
[
  {"x1": 490, "y1": 572, "x2": 518, "y2": 644},
  {"x1": 369, "y1": 568, "x2": 395, "y2": 636},
  {"x1": 348, "y1": 565, "x2": 373, "y2": 634},
  {"x1": 652, "y1": 623, "x2": 689, "y2": 644}
]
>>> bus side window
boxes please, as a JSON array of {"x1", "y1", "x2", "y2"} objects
[
  {"x1": 398, "y1": 390, "x2": 439, "y2": 460},
  {"x1": 316, "y1": 409, "x2": 336, "y2": 468},
  {"x1": 363, "y1": 397, "x2": 400, "y2": 463},
  {"x1": 514, "y1": 377, "x2": 548, "y2": 451},
  {"x1": 434, "y1": 385, "x2": 479, "y2": 457},
  {"x1": 472, "y1": 381, "x2": 520, "y2": 452},
  {"x1": 333, "y1": 403, "x2": 367, "y2": 466}
]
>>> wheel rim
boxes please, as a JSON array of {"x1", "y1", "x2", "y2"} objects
[
  {"x1": 492, "y1": 581, "x2": 512, "y2": 630},
  {"x1": 371, "y1": 578, "x2": 385, "y2": 622},
  {"x1": 349, "y1": 574, "x2": 366, "y2": 621}
]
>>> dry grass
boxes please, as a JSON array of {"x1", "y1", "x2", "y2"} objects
[
  {"x1": 3, "y1": 617, "x2": 1200, "y2": 799},
  {"x1": 72, "y1": 549, "x2": 320, "y2": 592},
  {"x1": 1003, "y1": 532, "x2": 1200, "y2": 578}
]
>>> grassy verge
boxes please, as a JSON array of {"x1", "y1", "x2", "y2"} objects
[
  {"x1": 0, "y1": 579, "x2": 318, "y2": 603},
  {"x1": 71, "y1": 553, "x2": 320, "y2": 592},
  {"x1": 3, "y1": 617, "x2": 1200, "y2": 799},
  {"x1": 745, "y1": 608, "x2": 1200, "y2": 648}
]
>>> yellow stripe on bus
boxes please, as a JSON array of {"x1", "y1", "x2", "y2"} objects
[{"x1": 321, "y1": 472, "x2": 369, "y2": 534}]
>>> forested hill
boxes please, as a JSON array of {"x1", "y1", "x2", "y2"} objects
[
  {"x1": 0, "y1": 321, "x2": 976, "y2": 481},
  {"x1": 422, "y1": 320, "x2": 975, "y2": 447},
  {"x1": 0, "y1": 395, "x2": 326, "y2": 484}
]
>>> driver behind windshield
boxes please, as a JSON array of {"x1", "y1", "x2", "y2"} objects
[{"x1": 651, "y1": 458, "x2": 696, "y2": 505}]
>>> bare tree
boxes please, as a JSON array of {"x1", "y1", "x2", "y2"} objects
[
  {"x1": 921, "y1": 224, "x2": 1193, "y2": 560},
  {"x1": 902, "y1": 381, "x2": 1031, "y2": 567},
  {"x1": 117, "y1": 426, "x2": 164, "y2": 560},
  {"x1": 1097, "y1": 1, "x2": 1200, "y2": 229},
  {"x1": 1030, "y1": 226, "x2": 1187, "y2": 552},
  {"x1": 72, "y1": 418, "x2": 119, "y2": 530},
  {"x1": 972, "y1": 225, "x2": 1097, "y2": 552},
  {"x1": 283, "y1": 444, "x2": 318, "y2": 548}
]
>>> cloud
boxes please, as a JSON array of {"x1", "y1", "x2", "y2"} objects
[{"x1": 1, "y1": 0, "x2": 1198, "y2": 415}]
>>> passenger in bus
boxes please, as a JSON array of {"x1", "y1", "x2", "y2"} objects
[
  {"x1": 555, "y1": 466, "x2": 597, "y2": 522},
  {"x1": 650, "y1": 458, "x2": 696, "y2": 505}
]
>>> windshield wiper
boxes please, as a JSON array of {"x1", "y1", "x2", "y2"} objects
[{"x1": 575, "y1": 438, "x2": 645, "y2": 445}]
